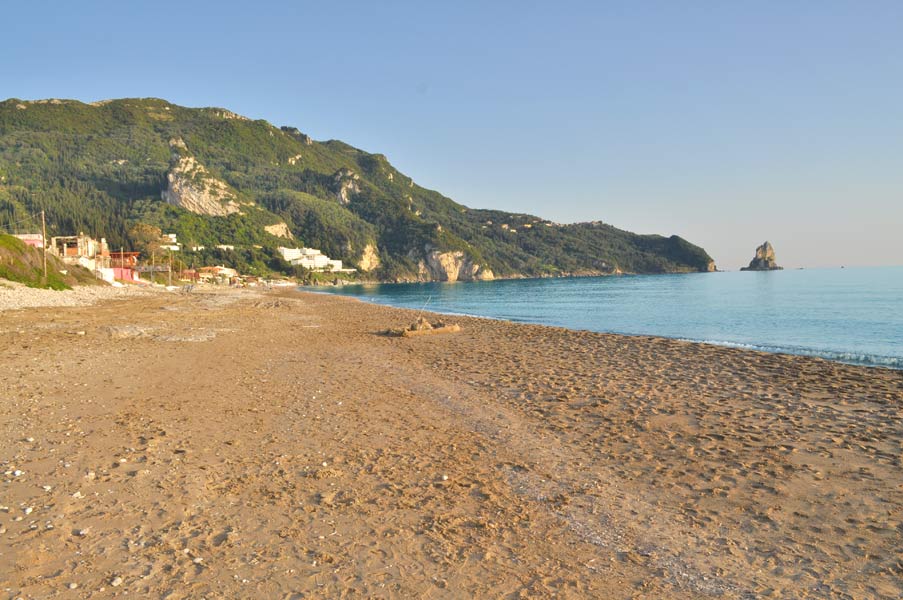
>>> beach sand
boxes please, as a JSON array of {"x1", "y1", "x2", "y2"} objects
[{"x1": 1, "y1": 287, "x2": 900, "y2": 598}]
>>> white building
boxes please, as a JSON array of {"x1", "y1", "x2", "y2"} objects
[
  {"x1": 277, "y1": 246, "x2": 348, "y2": 272},
  {"x1": 160, "y1": 233, "x2": 181, "y2": 252}
]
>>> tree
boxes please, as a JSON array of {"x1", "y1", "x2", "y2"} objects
[{"x1": 128, "y1": 223, "x2": 163, "y2": 258}]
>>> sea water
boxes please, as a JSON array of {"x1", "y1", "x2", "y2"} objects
[{"x1": 317, "y1": 267, "x2": 903, "y2": 369}]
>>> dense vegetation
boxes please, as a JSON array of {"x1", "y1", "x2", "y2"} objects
[{"x1": 0, "y1": 98, "x2": 714, "y2": 280}]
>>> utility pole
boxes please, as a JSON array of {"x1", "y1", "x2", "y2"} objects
[{"x1": 41, "y1": 210, "x2": 47, "y2": 280}]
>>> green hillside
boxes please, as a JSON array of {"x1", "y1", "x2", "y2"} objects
[{"x1": 0, "y1": 98, "x2": 715, "y2": 280}]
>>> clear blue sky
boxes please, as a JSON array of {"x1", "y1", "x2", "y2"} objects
[{"x1": 3, "y1": 1, "x2": 902, "y2": 269}]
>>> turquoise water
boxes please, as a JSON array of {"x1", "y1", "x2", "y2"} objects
[{"x1": 319, "y1": 267, "x2": 903, "y2": 369}]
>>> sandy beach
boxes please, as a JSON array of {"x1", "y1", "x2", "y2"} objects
[{"x1": 1, "y1": 287, "x2": 900, "y2": 599}]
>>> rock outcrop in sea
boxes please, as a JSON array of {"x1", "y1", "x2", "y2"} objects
[{"x1": 741, "y1": 241, "x2": 783, "y2": 271}]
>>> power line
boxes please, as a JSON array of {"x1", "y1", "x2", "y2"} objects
[{"x1": 0, "y1": 210, "x2": 44, "y2": 232}]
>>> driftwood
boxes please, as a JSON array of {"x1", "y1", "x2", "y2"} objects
[{"x1": 386, "y1": 316, "x2": 462, "y2": 338}]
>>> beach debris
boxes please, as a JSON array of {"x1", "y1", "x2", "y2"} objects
[
  {"x1": 385, "y1": 317, "x2": 462, "y2": 338},
  {"x1": 107, "y1": 324, "x2": 153, "y2": 339}
]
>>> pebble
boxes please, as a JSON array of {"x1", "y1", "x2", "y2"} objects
[
  {"x1": 0, "y1": 284, "x2": 151, "y2": 312},
  {"x1": 13, "y1": 470, "x2": 24, "y2": 477},
  {"x1": 68, "y1": 583, "x2": 78, "y2": 590},
  {"x1": 42, "y1": 485, "x2": 52, "y2": 491},
  {"x1": 193, "y1": 557, "x2": 204, "y2": 564},
  {"x1": 26, "y1": 437, "x2": 35, "y2": 442},
  {"x1": 441, "y1": 474, "x2": 449, "y2": 481},
  {"x1": 72, "y1": 491, "x2": 84, "y2": 499},
  {"x1": 23, "y1": 507, "x2": 33, "y2": 515},
  {"x1": 110, "y1": 576, "x2": 123, "y2": 587},
  {"x1": 76, "y1": 528, "x2": 90, "y2": 536}
]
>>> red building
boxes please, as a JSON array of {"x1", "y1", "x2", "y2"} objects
[{"x1": 109, "y1": 251, "x2": 142, "y2": 282}]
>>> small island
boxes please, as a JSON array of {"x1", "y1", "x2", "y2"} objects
[{"x1": 741, "y1": 241, "x2": 783, "y2": 271}]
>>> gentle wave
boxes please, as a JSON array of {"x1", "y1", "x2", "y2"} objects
[
  {"x1": 682, "y1": 339, "x2": 903, "y2": 369},
  {"x1": 316, "y1": 268, "x2": 903, "y2": 371},
  {"x1": 353, "y1": 295, "x2": 903, "y2": 369}
]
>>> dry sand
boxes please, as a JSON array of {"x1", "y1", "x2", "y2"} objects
[{"x1": 0, "y1": 287, "x2": 900, "y2": 599}]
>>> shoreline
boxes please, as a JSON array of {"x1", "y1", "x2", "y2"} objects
[
  {"x1": 1, "y1": 287, "x2": 901, "y2": 598},
  {"x1": 309, "y1": 284, "x2": 903, "y2": 372}
]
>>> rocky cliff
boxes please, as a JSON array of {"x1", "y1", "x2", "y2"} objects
[
  {"x1": 358, "y1": 243, "x2": 381, "y2": 272},
  {"x1": 417, "y1": 247, "x2": 494, "y2": 282},
  {"x1": 161, "y1": 139, "x2": 241, "y2": 217},
  {"x1": 333, "y1": 169, "x2": 361, "y2": 205},
  {"x1": 264, "y1": 222, "x2": 294, "y2": 239},
  {"x1": 741, "y1": 241, "x2": 782, "y2": 271}
]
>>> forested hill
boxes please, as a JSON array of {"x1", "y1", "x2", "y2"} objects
[{"x1": 0, "y1": 98, "x2": 715, "y2": 281}]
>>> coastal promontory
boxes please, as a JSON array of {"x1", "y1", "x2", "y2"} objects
[
  {"x1": 0, "y1": 97, "x2": 715, "y2": 281},
  {"x1": 741, "y1": 241, "x2": 783, "y2": 271}
]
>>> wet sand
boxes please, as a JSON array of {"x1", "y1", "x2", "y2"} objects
[{"x1": 1, "y1": 287, "x2": 901, "y2": 598}]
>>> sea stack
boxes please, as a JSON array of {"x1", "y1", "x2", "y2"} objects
[{"x1": 741, "y1": 241, "x2": 783, "y2": 271}]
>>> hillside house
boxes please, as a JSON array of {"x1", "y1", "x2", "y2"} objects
[
  {"x1": 49, "y1": 233, "x2": 115, "y2": 281},
  {"x1": 12, "y1": 233, "x2": 44, "y2": 249},
  {"x1": 179, "y1": 269, "x2": 200, "y2": 282},
  {"x1": 159, "y1": 233, "x2": 182, "y2": 252},
  {"x1": 198, "y1": 265, "x2": 238, "y2": 283},
  {"x1": 50, "y1": 234, "x2": 109, "y2": 264},
  {"x1": 277, "y1": 246, "x2": 350, "y2": 272}
]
